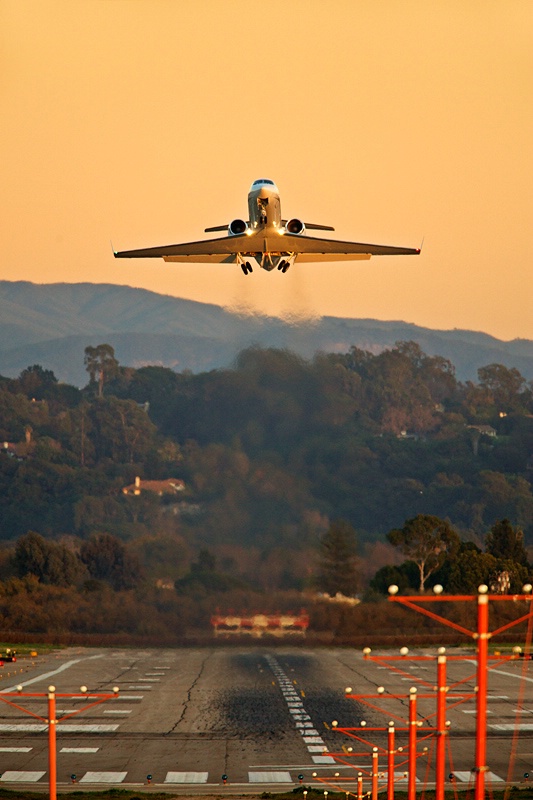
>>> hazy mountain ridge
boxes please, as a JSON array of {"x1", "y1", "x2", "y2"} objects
[{"x1": 1, "y1": 280, "x2": 533, "y2": 386}]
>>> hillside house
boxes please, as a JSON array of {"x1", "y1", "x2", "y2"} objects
[{"x1": 122, "y1": 476, "x2": 185, "y2": 496}]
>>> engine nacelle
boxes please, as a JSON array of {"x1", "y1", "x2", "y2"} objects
[
  {"x1": 285, "y1": 218, "x2": 305, "y2": 235},
  {"x1": 228, "y1": 219, "x2": 248, "y2": 236}
]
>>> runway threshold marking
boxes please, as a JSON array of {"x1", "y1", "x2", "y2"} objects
[
  {"x1": 164, "y1": 771, "x2": 209, "y2": 783},
  {"x1": 0, "y1": 747, "x2": 32, "y2": 752},
  {"x1": 453, "y1": 771, "x2": 504, "y2": 783},
  {"x1": 249, "y1": 771, "x2": 293, "y2": 783},
  {"x1": 60, "y1": 747, "x2": 99, "y2": 753},
  {"x1": 0, "y1": 771, "x2": 45, "y2": 782},
  {"x1": 79, "y1": 771, "x2": 127, "y2": 783}
]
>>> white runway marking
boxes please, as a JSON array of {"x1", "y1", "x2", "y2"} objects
[
  {"x1": 128, "y1": 685, "x2": 152, "y2": 690},
  {"x1": 0, "y1": 771, "x2": 45, "y2": 782},
  {"x1": 490, "y1": 669, "x2": 533, "y2": 684},
  {"x1": 304, "y1": 736, "x2": 325, "y2": 744},
  {"x1": 61, "y1": 748, "x2": 99, "y2": 753},
  {"x1": 453, "y1": 771, "x2": 504, "y2": 782},
  {"x1": 104, "y1": 709, "x2": 131, "y2": 715},
  {"x1": 462, "y1": 709, "x2": 492, "y2": 714},
  {"x1": 79, "y1": 771, "x2": 127, "y2": 783},
  {"x1": 117, "y1": 695, "x2": 143, "y2": 700},
  {"x1": 308, "y1": 746, "x2": 328, "y2": 752},
  {"x1": 249, "y1": 771, "x2": 293, "y2": 783},
  {"x1": 1, "y1": 654, "x2": 104, "y2": 693},
  {"x1": 313, "y1": 756, "x2": 335, "y2": 764},
  {"x1": 164, "y1": 772, "x2": 209, "y2": 783},
  {"x1": 393, "y1": 773, "x2": 420, "y2": 782},
  {"x1": 138, "y1": 677, "x2": 159, "y2": 681},
  {"x1": 0, "y1": 747, "x2": 32, "y2": 753},
  {"x1": 491, "y1": 723, "x2": 533, "y2": 731}
]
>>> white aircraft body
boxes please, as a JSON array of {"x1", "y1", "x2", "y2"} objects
[{"x1": 114, "y1": 179, "x2": 420, "y2": 274}]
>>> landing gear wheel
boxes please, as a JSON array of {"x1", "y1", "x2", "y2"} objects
[
  {"x1": 282, "y1": 263, "x2": 290, "y2": 273},
  {"x1": 241, "y1": 261, "x2": 253, "y2": 275}
]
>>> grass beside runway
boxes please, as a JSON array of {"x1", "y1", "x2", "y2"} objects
[{"x1": 2, "y1": 789, "x2": 533, "y2": 799}]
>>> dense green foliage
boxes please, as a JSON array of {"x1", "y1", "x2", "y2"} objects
[{"x1": 0, "y1": 341, "x2": 533, "y2": 636}]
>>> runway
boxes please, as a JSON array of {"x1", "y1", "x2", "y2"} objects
[{"x1": 0, "y1": 645, "x2": 532, "y2": 793}]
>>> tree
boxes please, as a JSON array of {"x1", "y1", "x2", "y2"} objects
[
  {"x1": 14, "y1": 532, "x2": 84, "y2": 587},
  {"x1": 80, "y1": 533, "x2": 142, "y2": 590},
  {"x1": 387, "y1": 514, "x2": 459, "y2": 591},
  {"x1": 485, "y1": 518, "x2": 529, "y2": 566},
  {"x1": 316, "y1": 520, "x2": 359, "y2": 597},
  {"x1": 174, "y1": 549, "x2": 249, "y2": 595},
  {"x1": 84, "y1": 344, "x2": 119, "y2": 397},
  {"x1": 16, "y1": 365, "x2": 57, "y2": 399},
  {"x1": 370, "y1": 561, "x2": 419, "y2": 594},
  {"x1": 477, "y1": 364, "x2": 527, "y2": 412}
]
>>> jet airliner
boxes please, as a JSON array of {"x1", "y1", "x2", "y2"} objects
[{"x1": 114, "y1": 179, "x2": 420, "y2": 274}]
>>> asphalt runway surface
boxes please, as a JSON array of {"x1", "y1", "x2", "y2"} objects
[{"x1": 0, "y1": 645, "x2": 532, "y2": 793}]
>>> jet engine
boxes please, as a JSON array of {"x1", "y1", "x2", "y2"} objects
[
  {"x1": 285, "y1": 218, "x2": 305, "y2": 235},
  {"x1": 228, "y1": 219, "x2": 248, "y2": 235}
]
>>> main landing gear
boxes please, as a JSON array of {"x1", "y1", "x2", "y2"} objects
[
  {"x1": 277, "y1": 259, "x2": 290, "y2": 273},
  {"x1": 241, "y1": 261, "x2": 253, "y2": 275}
]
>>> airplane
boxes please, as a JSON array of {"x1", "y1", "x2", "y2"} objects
[{"x1": 114, "y1": 178, "x2": 420, "y2": 275}]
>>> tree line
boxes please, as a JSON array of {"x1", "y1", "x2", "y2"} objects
[{"x1": 0, "y1": 341, "x2": 532, "y2": 629}]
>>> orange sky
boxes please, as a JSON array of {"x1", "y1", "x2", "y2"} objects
[{"x1": 2, "y1": 1, "x2": 532, "y2": 340}]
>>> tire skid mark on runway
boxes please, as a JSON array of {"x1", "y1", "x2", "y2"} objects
[{"x1": 265, "y1": 655, "x2": 335, "y2": 765}]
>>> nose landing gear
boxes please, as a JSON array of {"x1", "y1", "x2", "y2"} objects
[
  {"x1": 277, "y1": 260, "x2": 290, "y2": 273},
  {"x1": 241, "y1": 261, "x2": 253, "y2": 275}
]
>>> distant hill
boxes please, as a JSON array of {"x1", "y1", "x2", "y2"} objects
[{"x1": 1, "y1": 280, "x2": 533, "y2": 386}]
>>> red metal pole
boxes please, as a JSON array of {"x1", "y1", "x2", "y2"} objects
[
  {"x1": 388, "y1": 723, "x2": 395, "y2": 800},
  {"x1": 48, "y1": 685, "x2": 57, "y2": 800},
  {"x1": 408, "y1": 687, "x2": 417, "y2": 800},
  {"x1": 436, "y1": 650, "x2": 447, "y2": 800},
  {"x1": 358, "y1": 771, "x2": 363, "y2": 800},
  {"x1": 372, "y1": 747, "x2": 379, "y2": 800},
  {"x1": 475, "y1": 586, "x2": 489, "y2": 800}
]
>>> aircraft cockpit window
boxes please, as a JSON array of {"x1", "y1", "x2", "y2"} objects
[{"x1": 253, "y1": 179, "x2": 274, "y2": 186}]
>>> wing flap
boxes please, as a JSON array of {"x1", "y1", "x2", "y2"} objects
[
  {"x1": 281, "y1": 233, "x2": 420, "y2": 256},
  {"x1": 114, "y1": 234, "x2": 254, "y2": 259}
]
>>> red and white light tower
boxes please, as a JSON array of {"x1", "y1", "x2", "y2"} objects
[{"x1": 387, "y1": 581, "x2": 533, "y2": 800}]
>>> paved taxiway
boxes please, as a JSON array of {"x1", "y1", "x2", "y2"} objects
[{"x1": 0, "y1": 646, "x2": 532, "y2": 792}]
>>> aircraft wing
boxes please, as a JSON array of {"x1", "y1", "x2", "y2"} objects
[
  {"x1": 114, "y1": 231, "x2": 420, "y2": 263},
  {"x1": 114, "y1": 234, "x2": 253, "y2": 260},
  {"x1": 280, "y1": 232, "x2": 420, "y2": 257}
]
